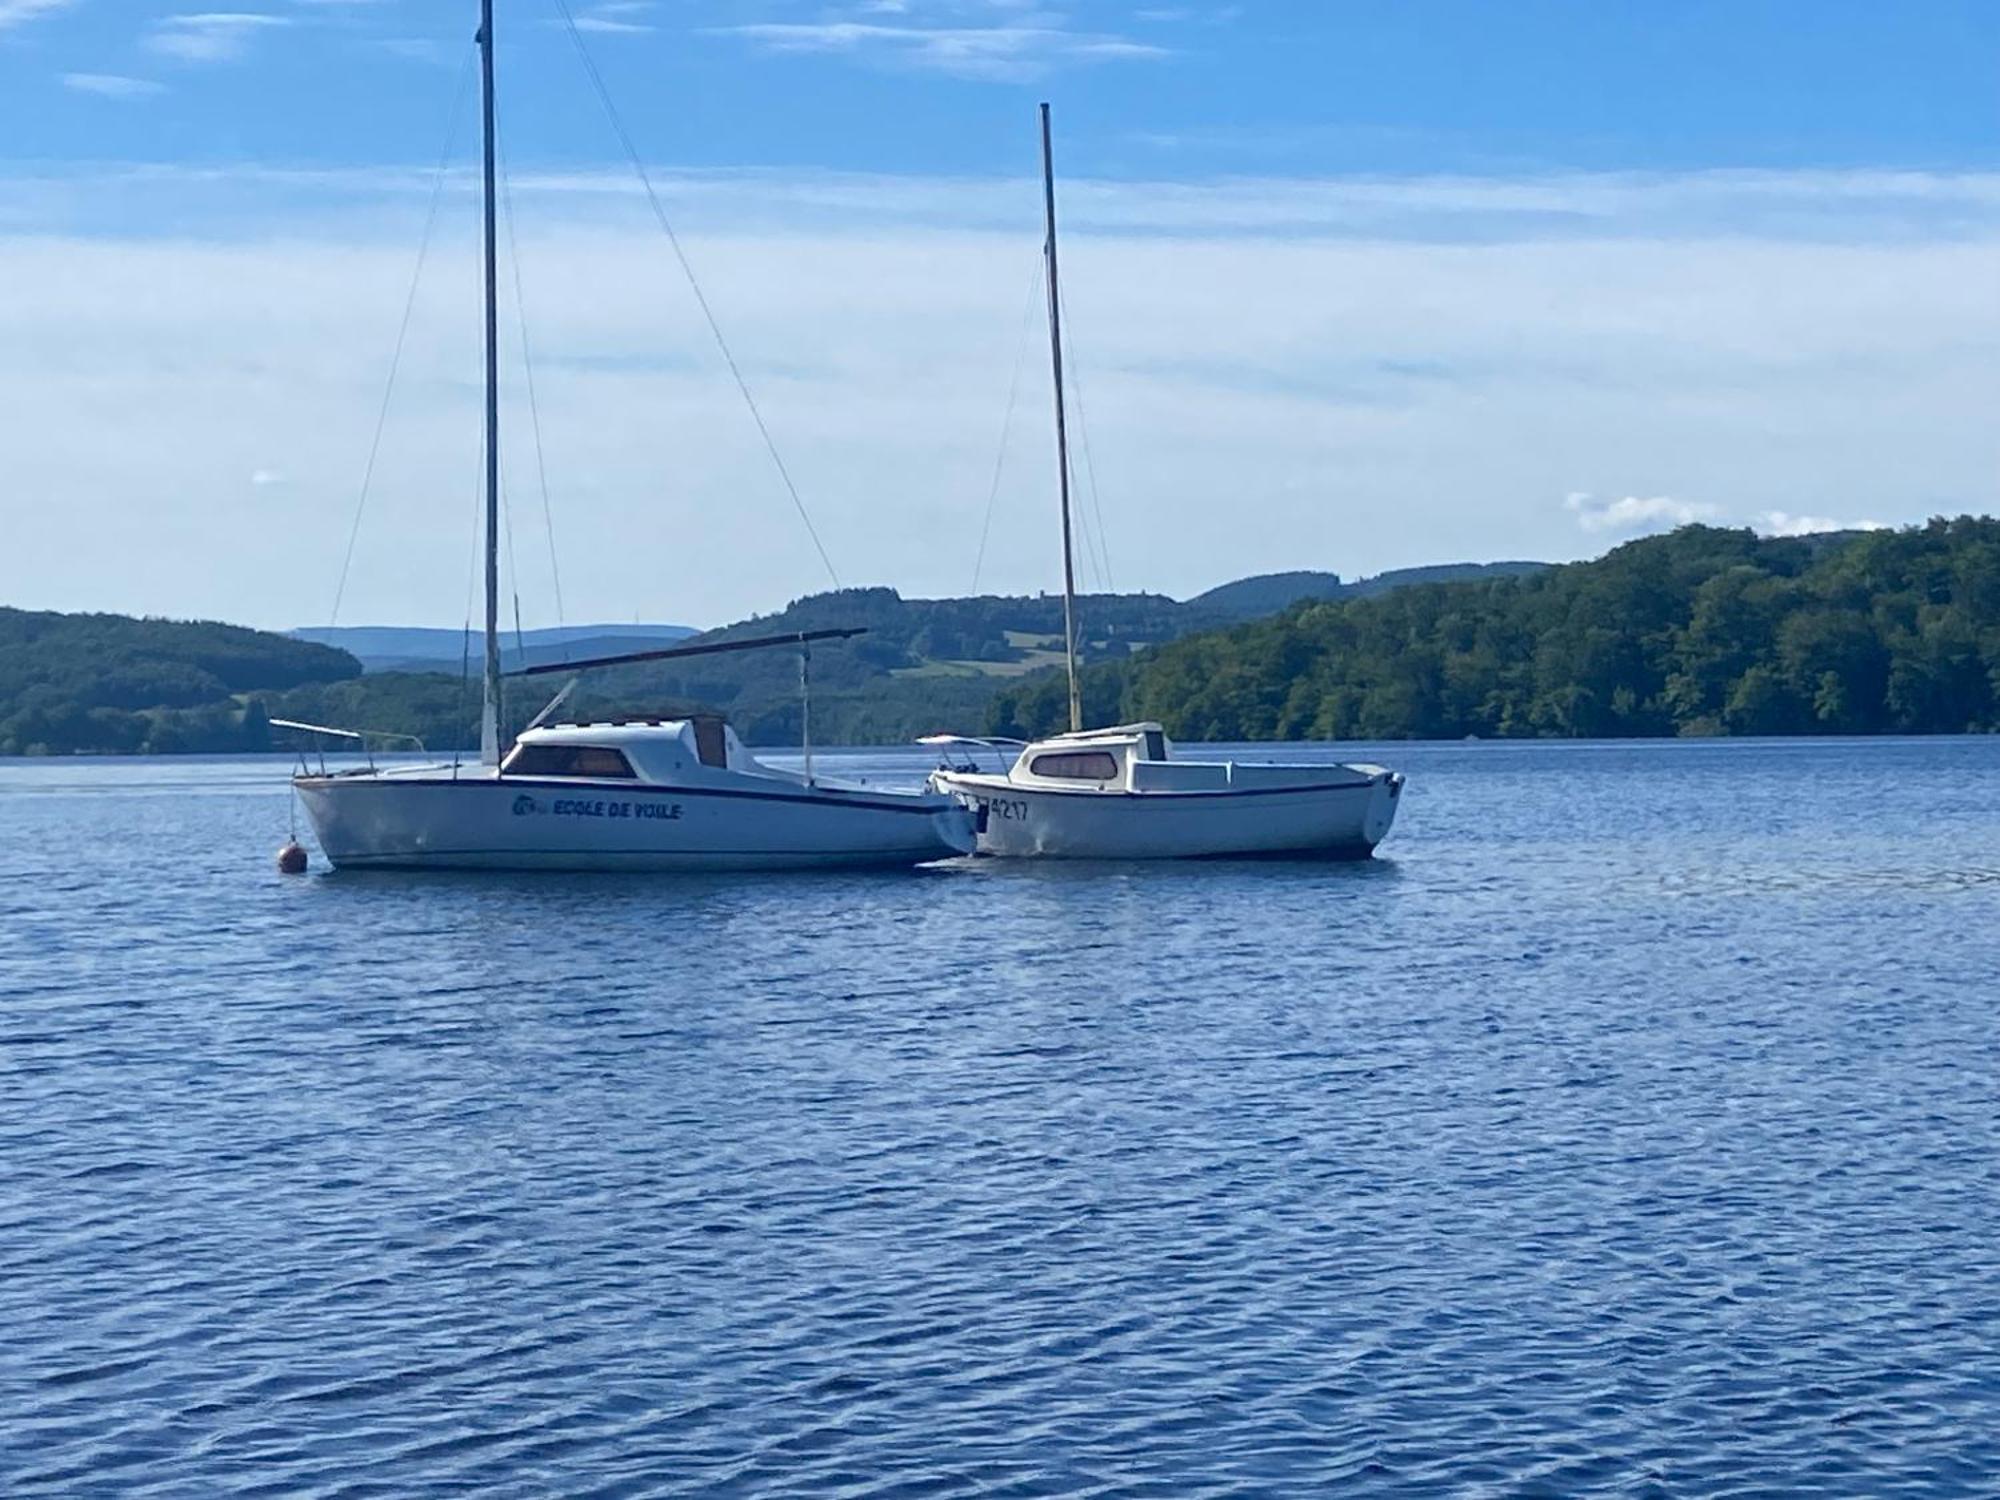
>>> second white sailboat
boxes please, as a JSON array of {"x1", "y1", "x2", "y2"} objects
[{"x1": 926, "y1": 104, "x2": 1405, "y2": 860}]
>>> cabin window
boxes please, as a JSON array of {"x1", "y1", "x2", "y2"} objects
[
  {"x1": 1142, "y1": 730, "x2": 1167, "y2": 761},
  {"x1": 691, "y1": 717, "x2": 728, "y2": 769},
  {"x1": 1029, "y1": 750, "x2": 1119, "y2": 781},
  {"x1": 504, "y1": 744, "x2": 638, "y2": 779}
]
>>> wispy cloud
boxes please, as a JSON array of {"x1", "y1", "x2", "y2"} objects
[
  {"x1": 570, "y1": 1, "x2": 653, "y2": 35},
  {"x1": 62, "y1": 72, "x2": 167, "y2": 98},
  {"x1": 148, "y1": 12, "x2": 293, "y2": 62},
  {"x1": 0, "y1": 163, "x2": 1983, "y2": 625},
  {"x1": 710, "y1": 11, "x2": 1166, "y2": 81},
  {"x1": 372, "y1": 36, "x2": 453, "y2": 63},
  {"x1": 1133, "y1": 5, "x2": 1240, "y2": 22},
  {"x1": 0, "y1": 0, "x2": 78, "y2": 32}
]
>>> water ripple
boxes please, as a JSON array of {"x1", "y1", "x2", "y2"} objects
[{"x1": 1, "y1": 742, "x2": 1997, "y2": 1494}]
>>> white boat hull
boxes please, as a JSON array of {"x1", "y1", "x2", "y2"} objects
[
  {"x1": 931, "y1": 769, "x2": 1402, "y2": 860},
  {"x1": 296, "y1": 770, "x2": 975, "y2": 871}
]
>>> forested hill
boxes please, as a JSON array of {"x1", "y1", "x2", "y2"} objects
[
  {"x1": 0, "y1": 609, "x2": 361, "y2": 755},
  {"x1": 1, "y1": 561, "x2": 1537, "y2": 754},
  {"x1": 566, "y1": 565, "x2": 1547, "y2": 741},
  {"x1": 554, "y1": 585, "x2": 1203, "y2": 746},
  {"x1": 989, "y1": 520, "x2": 2000, "y2": 741},
  {"x1": 26, "y1": 529, "x2": 1993, "y2": 754}
]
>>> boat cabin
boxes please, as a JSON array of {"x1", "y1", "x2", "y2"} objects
[
  {"x1": 987, "y1": 722, "x2": 1372, "y2": 795},
  {"x1": 1004, "y1": 723, "x2": 1171, "y2": 791},
  {"x1": 499, "y1": 715, "x2": 769, "y2": 785}
]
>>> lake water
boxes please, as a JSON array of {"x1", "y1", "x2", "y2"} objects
[{"x1": 2, "y1": 738, "x2": 1997, "y2": 1496}]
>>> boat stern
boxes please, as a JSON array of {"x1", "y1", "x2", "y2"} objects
[{"x1": 1354, "y1": 765, "x2": 1406, "y2": 852}]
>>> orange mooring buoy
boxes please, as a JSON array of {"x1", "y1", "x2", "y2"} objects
[{"x1": 277, "y1": 839, "x2": 308, "y2": 874}]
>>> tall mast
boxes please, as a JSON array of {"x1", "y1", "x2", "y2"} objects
[
  {"x1": 477, "y1": 0, "x2": 503, "y2": 766},
  {"x1": 1040, "y1": 102, "x2": 1082, "y2": 735}
]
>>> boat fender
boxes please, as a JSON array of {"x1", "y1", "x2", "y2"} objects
[{"x1": 277, "y1": 839, "x2": 309, "y2": 875}]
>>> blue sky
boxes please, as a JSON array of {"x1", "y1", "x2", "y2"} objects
[
  {"x1": 10, "y1": 2, "x2": 2000, "y2": 177},
  {"x1": 3, "y1": 1, "x2": 1999, "y2": 628}
]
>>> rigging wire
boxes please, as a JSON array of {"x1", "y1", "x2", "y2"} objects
[
  {"x1": 1066, "y1": 435, "x2": 1105, "y2": 596},
  {"x1": 550, "y1": 0, "x2": 842, "y2": 590},
  {"x1": 500, "y1": 466, "x2": 527, "y2": 673},
  {"x1": 455, "y1": 435, "x2": 486, "y2": 772},
  {"x1": 971, "y1": 250, "x2": 1046, "y2": 596},
  {"x1": 1058, "y1": 281, "x2": 1116, "y2": 595},
  {"x1": 330, "y1": 49, "x2": 475, "y2": 626},
  {"x1": 497, "y1": 116, "x2": 567, "y2": 633},
  {"x1": 488, "y1": 145, "x2": 530, "y2": 688}
]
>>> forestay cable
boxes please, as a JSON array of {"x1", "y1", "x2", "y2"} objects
[
  {"x1": 1058, "y1": 281, "x2": 1116, "y2": 595},
  {"x1": 550, "y1": 0, "x2": 841, "y2": 589},
  {"x1": 330, "y1": 50, "x2": 475, "y2": 626},
  {"x1": 498, "y1": 119, "x2": 567, "y2": 632},
  {"x1": 971, "y1": 250, "x2": 1045, "y2": 595}
]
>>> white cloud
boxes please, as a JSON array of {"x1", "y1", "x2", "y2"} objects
[
  {"x1": 0, "y1": 164, "x2": 1991, "y2": 630},
  {"x1": 570, "y1": 1, "x2": 653, "y2": 34},
  {"x1": 1755, "y1": 510, "x2": 1890, "y2": 537},
  {"x1": 147, "y1": 12, "x2": 293, "y2": 62},
  {"x1": 61, "y1": 72, "x2": 166, "y2": 99},
  {"x1": 1563, "y1": 499, "x2": 1897, "y2": 540},
  {"x1": 0, "y1": 0, "x2": 77, "y2": 31},
  {"x1": 250, "y1": 468, "x2": 287, "y2": 488},
  {"x1": 1566, "y1": 493, "x2": 1723, "y2": 536},
  {"x1": 372, "y1": 36, "x2": 452, "y2": 63},
  {"x1": 711, "y1": 20, "x2": 1166, "y2": 81}
]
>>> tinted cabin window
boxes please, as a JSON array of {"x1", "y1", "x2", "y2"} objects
[
  {"x1": 505, "y1": 744, "x2": 637, "y2": 779},
  {"x1": 1142, "y1": 730, "x2": 1167, "y2": 761},
  {"x1": 1029, "y1": 750, "x2": 1119, "y2": 781},
  {"x1": 692, "y1": 718, "x2": 728, "y2": 769}
]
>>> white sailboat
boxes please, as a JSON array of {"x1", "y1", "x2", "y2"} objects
[
  {"x1": 297, "y1": 708, "x2": 973, "y2": 872},
  {"x1": 925, "y1": 105, "x2": 1404, "y2": 860},
  {"x1": 286, "y1": 1, "x2": 974, "y2": 871}
]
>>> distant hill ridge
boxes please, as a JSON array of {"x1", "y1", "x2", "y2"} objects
[
  {"x1": 296, "y1": 560, "x2": 1553, "y2": 675},
  {"x1": 0, "y1": 554, "x2": 1615, "y2": 754},
  {"x1": 1190, "y1": 562, "x2": 1548, "y2": 619},
  {"x1": 291, "y1": 622, "x2": 697, "y2": 674}
]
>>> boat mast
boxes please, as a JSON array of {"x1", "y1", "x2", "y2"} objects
[
  {"x1": 1040, "y1": 102, "x2": 1083, "y2": 735},
  {"x1": 477, "y1": 0, "x2": 503, "y2": 766}
]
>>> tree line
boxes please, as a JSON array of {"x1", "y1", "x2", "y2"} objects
[
  {"x1": 0, "y1": 609, "x2": 360, "y2": 756},
  {"x1": 10, "y1": 525, "x2": 1998, "y2": 753},
  {"x1": 988, "y1": 520, "x2": 2000, "y2": 741}
]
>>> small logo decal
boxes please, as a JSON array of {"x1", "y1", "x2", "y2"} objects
[{"x1": 512, "y1": 794, "x2": 540, "y2": 817}]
